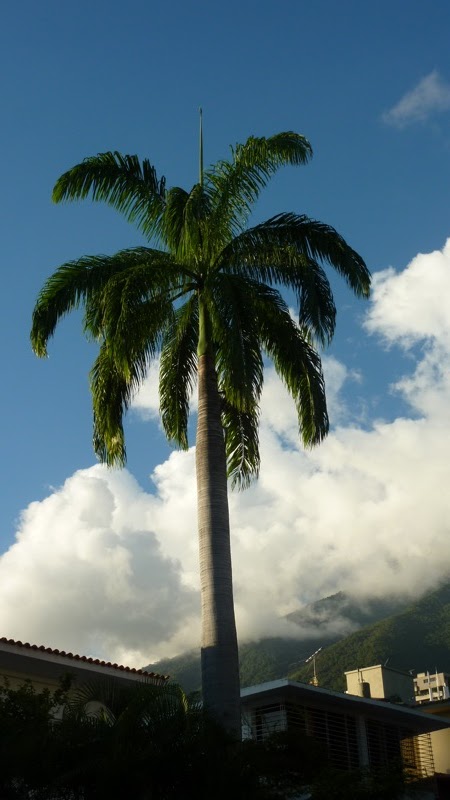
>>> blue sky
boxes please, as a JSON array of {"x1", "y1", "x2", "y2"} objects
[{"x1": 1, "y1": 1, "x2": 450, "y2": 664}]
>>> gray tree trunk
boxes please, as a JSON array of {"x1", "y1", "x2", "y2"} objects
[{"x1": 196, "y1": 350, "x2": 241, "y2": 737}]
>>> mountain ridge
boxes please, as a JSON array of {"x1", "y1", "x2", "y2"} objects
[
  {"x1": 145, "y1": 588, "x2": 425, "y2": 693},
  {"x1": 291, "y1": 581, "x2": 450, "y2": 691}
]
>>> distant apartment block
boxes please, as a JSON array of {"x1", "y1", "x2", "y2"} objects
[{"x1": 415, "y1": 672, "x2": 450, "y2": 704}]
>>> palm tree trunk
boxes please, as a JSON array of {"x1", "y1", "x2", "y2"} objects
[{"x1": 196, "y1": 349, "x2": 241, "y2": 737}]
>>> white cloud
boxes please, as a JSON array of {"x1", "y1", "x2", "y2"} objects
[
  {"x1": 130, "y1": 358, "x2": 162, "y2": 419},
  {"x1": 365, "y1": 240, "x2": 450, "y2": 344},
  {"x1": 382, "y1": 70, "x2": 450, "y2": 128},
  {"x1": 1, "y1": 240, "x2": 450, "y2": 667},
  {"x1": 0, "y1": 467, "x2": 200, "y2": 667},
  {"x1": 365, "y1": 239, "x2": 450, "y2": 420}
]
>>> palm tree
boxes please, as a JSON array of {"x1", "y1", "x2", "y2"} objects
[
  {"x1": 58, "y1": 679, "x2": 212, "y2": 799},
  {"x1": 31, "y1": 129, "x2": 370, "y2": 736}
]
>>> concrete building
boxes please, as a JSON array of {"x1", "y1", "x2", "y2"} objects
[
  {"x1": 415, "y1": 672, "x2": 450, "y2": 704},
  {"x1": 345, "y1": 663, "x2": 415, "y2": 704},
  {"x1": 241, "y1": 678, "x2": 449, "y2": 793},
  {"x1": 342, "y1": 662, "x2": 450, "y2": 798}
]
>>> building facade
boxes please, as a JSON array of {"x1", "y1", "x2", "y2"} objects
[
  {"x1": 415, "y1": 672, "x2": 450, "y2": 704},
  {"x1": 345, "y1": 664, "x2": 415, "y2": 704},
  {"x1": 241, "y1": 679, "x2": 450, "y2": 798},
  {"x1": 0, "y1": 636, "x2": 167, "y2": 693}
]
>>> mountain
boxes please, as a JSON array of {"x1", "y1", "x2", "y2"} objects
[
  {"x1": 290, "y1": 582, "x2": 450, "y2": 691},
  {"x1": 149, "y1": 638, "x2": 312, "y2": 694},
  {"x1": 147, "y1": 585, "x2": 450, "y2": 694},
  {"x1": 286, "y1": 591, "x2": 405, "y2": 629},
  {"x1": 145, "y1": 590, "x2": 407, "y2": 693}
]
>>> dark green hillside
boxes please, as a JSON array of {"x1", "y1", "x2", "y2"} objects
[
  {"x1": 147, "y1": 585, "x2": 450, "y2": 694},
  {"x1": 291, "y1": 582, "x2": 450, "y2": 691},
  {"x1": 146, "y1": 591, "x2": 408, "y2": 692},
  {"x1": 148, "y1": 637, "x2": 329, "y2": 694}
]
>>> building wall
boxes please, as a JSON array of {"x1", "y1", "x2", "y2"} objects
[
  {"x1": 0, "y1": 666, "x2": 63, "y2": 693},
  {"x1": 419, "y1": 703, "x2": 450, "y2": 777},
  {"x1": 430, "y1": 728, "x2": 450, "y2": 776},
  {"x1": 0, "y1": 640, "x2": 166, "y2": 696},
  {"x1": 242, "y1": 696, "x2": 434, "y2": 779},
  {"x1": 345, "y1": 665, "x2": 415, "y2": 703}
]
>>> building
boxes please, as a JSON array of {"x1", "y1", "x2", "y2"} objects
[
  {"x1": 343, "y1": 662, "x2": 450, "y2": 799},
  {"x1": 411, "y1": 698, "x2": 450, "y2": 799},
  {"x1": 0, "y1": 636, "x2": 167, "y2": 693},
  {"x1": 241, "y1": 679, "x2": 450, "y2": 796},
  {"x1": 415, "y1": 672, "x2": 450, "y2": 704},
  {"x1": 345, "y1": 663, "x2": 415, "y2": 704}
]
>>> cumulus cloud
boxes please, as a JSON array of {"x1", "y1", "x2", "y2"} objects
[
  {"x1": 0, "y1": 467, "x2": 200, "y2": 666},
  {"x1": 1, "y1": 240, "x2": 450, "y2": 666},
  {"x1": 382, "y1": 70, "x2": 450, "y2": 128},
  {"x1": 365, "y1": 240, "x2": 450, "y2": 419},
  {"x1": 130, "y1": 358, "x2": 162, "y2": 419}
]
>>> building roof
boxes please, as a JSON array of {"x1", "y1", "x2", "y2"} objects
[
  {"x1": 416, "y1": 698, "x2": 450, "y2": 716},
  {"x1": 241, "y1": 679, "x2": 450, "y2": 733},
  {"x1": 0, "y1": 637, "x2": 168, "y2": 684},
  {"x1": 344, "y1": 664, "x2": 412, "y2": 677}
]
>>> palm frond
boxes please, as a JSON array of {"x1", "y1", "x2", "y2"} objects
[
  {"x1": 218, "y1": 212, "x2": 370, "y2": 343},
  {"x1": 90, "y1": 343, "x2": 129, "y2": 466},
  {"x1": 208, "y1": 273, "x2": 264, "y2": 412},
  {"x1": 31, "y1": 256, "x2": 118, "y2": 357},
  {"x1": 222, "y1": 400, "x2": 260, "y2": 490},
  {"x1": 159, "y1": 186, "x2": 190, "y2": 253},
  {"x1": 218, "y1": 226, "x2": 338, "y2": 346},
  {"x1": 205, "y1": 132, "x2": 312, "y2": 236},
  {"x1": 161, "y1": 184, "x2": 212, "y2": 262},
  {"x1": 91, "y1": 306, "x2": 168, "y2": 466},
  {"x1": 53, "y1": 152, "x2": 166, "y2": 240},
  {"x1": 108, "y1": 295, "x2": 175, "y2": 388},
  {"x1": 93, "y1": 259, "x2": 191, "y2": 378},
  {"x1": 159, "y1": 296, "x2": 199, "y2": 448},
  {"x1": 252, "y1": 284, "x2": 329, "y2": 446},
  {"x1": 91, "y1": 293, "x2": 176, "y2": 465},
  {"x1": 242, "y1": 213, "x2": 370, "y2": 297},
  {"x1": 31, "y1": 248, "x2": 176, "y2": 356}
]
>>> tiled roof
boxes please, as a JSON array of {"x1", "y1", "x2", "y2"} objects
[{"x1": 0, "y1": 637, "x2": 168, "y2": 682}]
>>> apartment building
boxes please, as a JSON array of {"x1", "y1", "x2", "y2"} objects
[{"x1": 415, "y1": 672, "x2": 450, "y2": 704}]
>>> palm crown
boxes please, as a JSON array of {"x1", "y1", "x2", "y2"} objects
[{"x1": 31, "y1": 132, "x2": 370, "y2": 488}]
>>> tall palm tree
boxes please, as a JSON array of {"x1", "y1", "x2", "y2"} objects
[{"x1": 31, "y1": 130, "x2": 370, "y2": 736}]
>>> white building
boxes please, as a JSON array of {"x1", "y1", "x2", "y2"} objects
[{"x1": 415, "y1": 672, "x2": 450, "y2": 704}]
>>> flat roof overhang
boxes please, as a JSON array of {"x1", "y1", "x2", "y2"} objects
[{"x1": 241, "y1": 680, "x2": 450, "y2": 734}]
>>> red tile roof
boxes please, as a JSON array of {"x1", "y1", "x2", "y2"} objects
[{"x1": 0, "y1": 637, "x2": 168, "y2": 682}]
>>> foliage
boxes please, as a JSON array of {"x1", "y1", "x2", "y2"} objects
[
  {"x1": 310, "y1": 764, "x2": 412, "y2": 800},
  {"x1": 0, "y1": 678, "x2": 344, "y2": 800},
  {"x1": 0, "y1": 677, "x2": 72, "y2": 799},
  {"x1": 0, "y1": 678, "x2": 427, "y2": 800},
  {"x1": 31, "y1": 132, "x2": 370, "y2": 487}
]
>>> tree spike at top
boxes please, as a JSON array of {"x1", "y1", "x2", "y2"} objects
[{"x1": 199, "y1": 107, "x2": 204, "y2": 187}]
